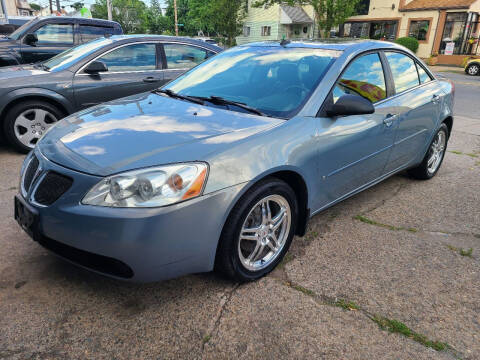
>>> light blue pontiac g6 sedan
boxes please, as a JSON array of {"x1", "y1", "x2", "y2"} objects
[{"x1": 15, "y1": 40, "x2": 454, "y2": 282}]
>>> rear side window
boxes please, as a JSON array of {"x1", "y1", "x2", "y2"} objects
[
  {"x1": 385, "y1": 52, "x2": 420, "y2": 93},
  {"x1": 163, "y1": 43, "x2": 210, "y2": 69},
  {"x1": 79, "y1": 25, "x2": 113, "y2": 43},
  {"x1": 333, "y1": 53, "x2": 387, "y2": 103},
  {"x1": 416, "y1": 63, "x2": 432, "y2": 84}
]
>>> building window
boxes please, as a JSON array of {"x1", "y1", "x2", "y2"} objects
[
  {"x1": 243, "y1": 26, "x2": 250, "y2": 37},
  {"x1": 408, "y1": 20, "x2": 430, "y2": 41},
  {"x1": 261, "y1": 26, "x2": 271, "y2": 36}
]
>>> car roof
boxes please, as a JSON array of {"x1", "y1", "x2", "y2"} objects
[
  {"x1": 106, "y1": 34, "x2": 223, "y2": 51},
  {"x1": 32, "y1": 16, "x2": 121, "y2": 27},
  {"x1": 241, "y1": 39, "x2": 406, "y2": 52}
]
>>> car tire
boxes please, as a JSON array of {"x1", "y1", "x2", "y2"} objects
[
  {"x1": 466, "y1": 63, "x2": 480, "y2": 76},
  {"x1": 215, "y1": 178, "x2": 298, "y2": 282},
  {"x1": 3, "y1": 100, "x2": 64, "y2": 153},
  {"x1": 407, "y1": 123, "x2": 449, "y2": 180}
]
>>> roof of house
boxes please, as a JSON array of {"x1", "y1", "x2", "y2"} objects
[
  {"x1": 280, "y1": 5, "x2": 313, "y2": 24},
  {"x1": 401, "y1": 0, "x2": 476, "y2": 11}
]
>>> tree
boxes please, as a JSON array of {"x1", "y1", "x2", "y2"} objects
[
  {"x1": 213, "y1": 0, "x2": 246, "y2": 46},
  {"x1": 71, "y1": 2, "x2": 85, "y2": 11},
  {"x1": 29, "y1": 3, "x2": 41, "y2": 10},
  {"x1": 91, "y1": 0, "x2": 148, "y2": 33},
  {"x1": 145, "y1": 0, "x2": 169, "y2": 34},
  {"x1": 254, "y1": 0, "x2": 360, "y2": 38}
]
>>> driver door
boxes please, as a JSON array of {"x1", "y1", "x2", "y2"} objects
[
  {"x1": 73, "y1": 42, "x2": 164, "y2": 109},
  {"x1": 314, "y1": 52, "x2": 398, "y2": 209},
  {"x1": 20, "y1": 23, "x2": 74, "y2": 64}
]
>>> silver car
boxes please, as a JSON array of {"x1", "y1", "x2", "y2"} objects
[{"x1": 15, "y1": 40, "x2": 454, "y2": 282}]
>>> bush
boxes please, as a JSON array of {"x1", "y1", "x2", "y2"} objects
[{"x1": 395, "y1": 37, "x2": 419, "y2": 53}]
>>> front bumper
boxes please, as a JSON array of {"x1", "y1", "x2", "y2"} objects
[{"x1": 16, "y1": 149, "x2": 246, "y2": 282}]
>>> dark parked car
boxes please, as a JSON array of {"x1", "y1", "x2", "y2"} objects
[
  {"x1": 15, "y1": 40, "x2": 454, "y2": 282},
  {"x1": 0, "y1": 35, "x2": 221, "y2": 152},
  {"x1": 0, "y1": 16, "x2": 122, "y2": 67}
]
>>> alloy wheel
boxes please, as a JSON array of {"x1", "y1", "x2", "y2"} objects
[
  {"x1": 238, "y1": 194, "x2": 291, "y2": 272},
  {"x1": 467, "y1": 64, "x2": 479, "y2": 75},
  {"x1": 427, "y1": 129, "x2": 447, "y2": 174},
  {"x1": 14, "y1": 108, "x2": 58, "y2": 148}
]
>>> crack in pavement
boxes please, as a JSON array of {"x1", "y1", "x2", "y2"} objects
[{"x1": 201, "y1": 283, "x2": 239, "y2": 356}]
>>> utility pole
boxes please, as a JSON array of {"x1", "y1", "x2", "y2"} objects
[
  {"x1": 107, "y1": 0, "x2": 112, "y2": 20},
  {"x1": 174, "y1": 0, "x2": 178, "y2": 36},
  {"x1": 48, "y1": 0, "x2": 52, "y2": 14},
  {"x1": 56, "y1": 0, "x2": 60, "y2": 12}
]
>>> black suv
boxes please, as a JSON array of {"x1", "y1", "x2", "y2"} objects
[{"x1": 0, "y1": 17, "x2": 122, "y2": 67}]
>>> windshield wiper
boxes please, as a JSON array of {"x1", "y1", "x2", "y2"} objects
[
  {"x1": 193, "y1": 96, "x2": 267, "y2": 117},
  {"x1": 33, "y1": 63, "x2": 49, "y2": 71},
  {"x1": 154, "y1": 89, "x2": 204, "y2": 105}
]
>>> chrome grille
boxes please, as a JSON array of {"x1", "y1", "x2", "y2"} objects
[{"x1": 22, "y1": 156, "x2": 39, "y2": 194}]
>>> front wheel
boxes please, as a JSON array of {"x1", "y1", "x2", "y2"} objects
[
  {"x1": 3, "y1": 100, "x2": 64, "y2": 153},
  {"x1": 215, "y1": 178, "x2": 298, "y2": 282},
  {"x1": 407, "y1": 123, "x2": 449, "y2": 180},
  {"x1": 466, "y1": 63, "x2": 480, "y2": 76}
]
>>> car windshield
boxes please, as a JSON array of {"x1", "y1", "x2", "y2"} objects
[
  {"x1": 165, "y1": 46, "x2": 340, "y2": 118},
  {"x1": 8, "y1": 18, "x2": 36, "y2": 40},
  {"x1": 42, "y1": 37, "x2": 115, "y2": 72}
]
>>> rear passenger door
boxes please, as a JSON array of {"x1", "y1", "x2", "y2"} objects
[
  {"x1": 383, "y1": 51, "x2": 441, "y2": 173},
  {"x1": 73, "y1": 42, "x2": 163, "y2": 108},
  {"x1": 161, "y1": 42, "x2": 217, "y2": 83}
]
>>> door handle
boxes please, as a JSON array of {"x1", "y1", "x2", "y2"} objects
[
  {"x1": 143, "y1": 77, "x2": 161, "y2": 83},
  {"x1": 383, "y1": 114, "x2": 398, "y2": 127},
  {"x1": 432, "y1": 94, "x2": 440, "y2": 104}
]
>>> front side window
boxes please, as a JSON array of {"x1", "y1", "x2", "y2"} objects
[
  {"x1": 165, "y1": 46, "x2": 340, "y2": 118},
  {"x1": 96, "y1": 43, "x2": 157, "y2": 72},
  {"x1": 333, "y1": 53, "x2": 386, "y2": 104},
  {"x1": 80, "y1": 25, "x2": 112, "y2": 43},
  {"x1": 385, "y1": 52, "x2": 420, "y2": 93},
  {"x1": 261, "y1": 26, "x2": 271, "y2": 36},
  {"x1": 408, "y1": 20, "x2": 430, "y2": 41},
  {"x1": 163, "y1": 43, "x2": 210, "y2": 70},
  {"x1": 33, "y1": 24, "x2": 73, "y2": 45}
]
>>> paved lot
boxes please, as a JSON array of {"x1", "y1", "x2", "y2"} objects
[{"x1": 1, "y1": 73, "x2": 479, "y2": 360}]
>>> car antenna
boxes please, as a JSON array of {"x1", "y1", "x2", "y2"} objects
[{"x1": 280, "y1": 36, "x2": 290, "y2": 47}]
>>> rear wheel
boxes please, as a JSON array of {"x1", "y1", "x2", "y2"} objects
[
  {"x1": 466, "y1": 63, "x2": 480, "y2": 76},
  {"x1": 3, "y1": 100, "x2": 64, "y2": 153},
  {"x1": 215, "y1": 178, "x2": 297, "y2": 282},
  {"x1": 407, "y1": 123, "x2": 449, "y2": 180}
]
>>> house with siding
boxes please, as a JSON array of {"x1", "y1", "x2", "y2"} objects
[
  {"x1": 340, "y1": 0, "x2": 480, "y2": 64},
  {"x1": 237, "y1": 0, "x2": 317, "y2": 45}
]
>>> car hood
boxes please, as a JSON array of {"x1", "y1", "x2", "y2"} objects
[
  {"x1": 0, "y1": 64, "x2": 48, "y2": 79},
  {"x1": 38, "y1": 92, "x2": 284, "y2": 176}
]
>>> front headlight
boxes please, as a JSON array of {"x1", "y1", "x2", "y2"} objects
[{"x1": 82, "y1": 163, "x2": 208, "y2": 208}]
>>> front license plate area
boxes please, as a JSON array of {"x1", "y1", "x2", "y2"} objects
[{"x1": 14, "y1": 195, "x2": 39, "y2": 240}]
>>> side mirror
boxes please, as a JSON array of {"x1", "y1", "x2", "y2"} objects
[
  {"x1": 24, "y1": 33, "x2": 38, "y2": 46},
  {"x1": 84, "y1": 60, "x2": 108, "y2": 74},
  {"x1": 326, "y1": 94, "x2": 375, "y2": 117}
]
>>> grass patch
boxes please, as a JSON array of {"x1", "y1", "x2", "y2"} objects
[
  {"x1": 278, "y1": 253, "x2": 294, "y2": 269},
  {"x1": 460, "y1": 248, "x2": 473, "y2": 257},
  {"x1": 335, "y1": 299, "x2": 359, "y2": 311},
  {"x1": 304, "y1": 230, "x2": 319, "y2": 243},
  {"x1": 372, "y1": 316, "x2": 450, "y2": 351},
  {"x1": 354, "y1": 215, "x2": 418, "y2": 233},
  {"x1": 202, "y1": 335, "x2": 211, "y2": 344},
  {"x1": 449, "y1": 150, "x2": 479, "y2": 158},
  {"x1": 289, "y1": 282, "x2": 316, "y2": 297},
  {"x1": 447, "y1": 245, "x2": 474, "y2": 258}
]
